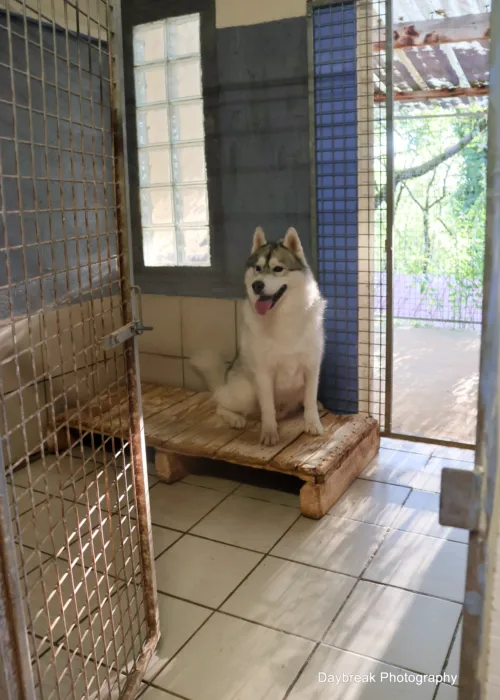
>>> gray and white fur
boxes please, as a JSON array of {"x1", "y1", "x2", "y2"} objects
[{"x1": 191, "y1": 226, "x2": 326, "y2": 445}]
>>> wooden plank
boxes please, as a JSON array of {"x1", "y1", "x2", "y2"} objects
[
  {"x1": 299, "y1": 425, "x2": 380, "y2": 519},
  {"x1": 374, "y1": 12, "x2": 490, "y2": 52},
  {"x1": 142, "y1": 385, "x2": 194, "y2": 418},
  {"x1": 271, "y1": 414, "x2": 350, "y2": 472},
  {"x1": 145, "y1": 392, "x2": 212, "y2": 447},
  {"x1": 167, "y1": 405, "x2": 255, "y2": 458},
  {"x1": 297, "y1": 415, "x2": 379, "y2": 481},
  {"x1": 155, "y1": 451, "x2": 189, "y2": 484},
  {"x1": 216, "y1": 413, "x2": 309, "y2": 467},
  {"x1": 375, "y1": 86, "x2": 489, "y2": 103}
]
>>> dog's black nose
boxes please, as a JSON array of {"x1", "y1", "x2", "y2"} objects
[{"x1": 252, "y1": 280, "x2": 265, "y2": 295}]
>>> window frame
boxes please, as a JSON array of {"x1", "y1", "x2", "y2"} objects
[{"x1": 121, "y1": 0, "x2": 225, "y2": 296}]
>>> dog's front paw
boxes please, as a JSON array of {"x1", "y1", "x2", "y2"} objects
[
  {"x1": 304, "y1": 415, "x2": 324, "y2": 436},
  {"x1": 260, "y1": 423, "x2": 279, "y2": 446}
]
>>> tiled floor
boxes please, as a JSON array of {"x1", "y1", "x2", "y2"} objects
[{"x1": 10, "y1": 438, "x2": 471, "y2": 699}]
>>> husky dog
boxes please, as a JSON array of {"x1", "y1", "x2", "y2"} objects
[{"x1": 192, "y1": 226, "x2": 326, "y2": 445}]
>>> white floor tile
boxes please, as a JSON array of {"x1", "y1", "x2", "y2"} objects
[
  {"x1": 183, "y1": 473, "x2": 240, "y2": 493},
  {"x1": 148, "y1": 482, "x2": 226, "y2": 531},
  {"x1": 155, "y1": 535, "x2": 262, "y2": 608},
  {"x1": 271, "y1": 515, "x2": 387, "y2": 576},
  {"x1": 65, "y1": 511, "x2": 141, "y2": 582},
  {"x1": 392, "y1": 490, "x2": 469, "y2": 543},
  {"x1": 436, "y1": 684, "x2": 459, "y2": 700},
  {"x1": 154, "y1": 612, "x2": 314, "y2": 700},
  {"x1": 11, "y1": 455, "x2": 90, "y2": 495},
  {"x1": 409, "y1": 472, "x2": 442, "y2": 493},
  {"x1": 235, "y1": 483, "x2": 300, "y2": 508},
  {"x1": 363, "y1": 530, "x2": 467, "y2": 602},
  {"x1": 151, "y1": 526, "x2": 182, "y2": 559},
  {"x1": 25, "y1": 557, "x2": 119, "y2": 644},
  {"x1": 8, "y1": 485, "x2": 45, "y2": 516},
  {"x1": 424, "y1": 457, "x2": 474, "y2": 474},
  {"x1": 288, "y1": 645, "x2": 436, "y2": 699},
  {"x1": 17, "y1": 497, "x2": 93, "y2": 558},
  {"x1": 432, "y1": 446, "x2": 474, "y2": 463},
  {"x1": 144, "y1": 594, "x2": 212, "y2": 682},
  {"x1": 140, "y1": 687, "x2": 179, "y2": 700},
  {"x1": 329, "y1": 479, "x2": 410, "y2": 526},
  {"x1": 380, "y1": 438, "x2": 435, "y2": 456},
  {"x1": 191, "y1": 495, "x2": 299, "y2": 553},
  {"x1": 324, "y1": 581, "x2": 461, "y2": 674},
  {"x1": 361, "y1": 449, "x2": 429, "y2": 486},
  {"x1": 16, "y1": 543, "x2": 51, "y2": 575},
  {"x1": 222, "y1": 556, "x2": 355, "y2": 640},
  {"x1": 445, "y1": 620, "x2": 462, "y2": 682},
  {"x1": 35, "y1": 647, "x2": 124, "y2": 700},
  {"x1": 63, "y1": 464, "x2": 134, "y2": 514}
]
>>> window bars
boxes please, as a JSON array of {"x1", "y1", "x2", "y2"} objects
[{"x1": 0, "y1": 0, "x2": 158, "y2": 698}]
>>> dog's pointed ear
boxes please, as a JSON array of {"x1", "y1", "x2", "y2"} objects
[
  {"x1": 283, "y1": 227, "x2": 305, "y2": 260},
  {"x1": 252, "y1": 226, "x2": 266, "y2": 253}
]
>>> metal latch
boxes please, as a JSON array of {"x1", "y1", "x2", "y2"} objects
[
  {"x1": 101, "y1": 285, "x2": 153, "y2": 350},
  {"x1": 440, "y1": 467, "x2": 482, "y2": 531}
]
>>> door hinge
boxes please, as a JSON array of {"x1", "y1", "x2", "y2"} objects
[
  {"x1": 101, "y1": 285, "x2": 153, "y2": 351},
  {"x1": 440, "y1": 467, "x2": 482, "y2": 532}
]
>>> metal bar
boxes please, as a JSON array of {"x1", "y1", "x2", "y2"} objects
[
  {"x1": 459, "y1": 2, "x2": 500, "y2": 697},
  {"x1": 0, "y1": 458, "x2": 36, "y2": 700},
  {"x1": 384, "y1": 0, "x2": 394, "y2": 433},
  {"x1": 376, "y1": 86, "x2": 490, "y2": 102},
  {"x1": 382, "y1": 431, "x2": 475, "y2": 451},
  {"x1": 307, "y1": 0, "x2": 318, "y2": 278},
  {"x1": 110, "y1": 2, "x2": 160, "y2": 695}
]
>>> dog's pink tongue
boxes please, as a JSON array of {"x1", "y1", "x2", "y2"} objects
[{"x1": 255, "y1": 299, "x2": 273, "y2": 316}]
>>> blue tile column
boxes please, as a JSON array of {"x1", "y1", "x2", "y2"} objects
[{"x1": 313, "y1": 2, "x2": 358, "y2": 414}]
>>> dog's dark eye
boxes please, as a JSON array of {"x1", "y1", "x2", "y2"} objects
[
  {"x1": 273, "y1": 266, "x2": 284, "y2": 273},
  {"x1": 255, "y1": 265, "x2": 261, "y2": 273}
]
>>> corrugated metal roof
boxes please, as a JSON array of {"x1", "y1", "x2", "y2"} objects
[
  {"x1": 377, "y1": 1, "x2": 490, "y2": 108},
  {"x1": 394, "y1": 0, "x2": 489, "y2": 22}
]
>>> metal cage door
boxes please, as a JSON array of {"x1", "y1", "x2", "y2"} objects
[{"x1": 0, "y1": 0, "x2": 159, "y2": 698}]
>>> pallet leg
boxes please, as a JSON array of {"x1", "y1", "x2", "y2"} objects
[
  {"x1": 299, "y1": 427, "x2": 380, "y2": 519},
  {"x1": 155, "y1": 451, "x2": 189, "y2": 484},
  {"x1": 45, "y1": 424, "x2": 71, "y2": 455}
]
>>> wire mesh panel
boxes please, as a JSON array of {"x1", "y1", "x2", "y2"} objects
[
  {"x1": 309, "y1": 0, "x2": 390, "y2": 428},
  {"x1": 0, "y1": 0, "x2": 158, "y2": 697}
]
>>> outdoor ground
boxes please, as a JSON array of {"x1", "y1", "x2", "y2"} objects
[{"x1": 393, "y1": 325, "x2": 480, "y2": 445}]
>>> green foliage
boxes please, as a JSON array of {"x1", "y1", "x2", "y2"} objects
[{"x1": 390, "y1": 104, "x2": 487, "y2": 324}]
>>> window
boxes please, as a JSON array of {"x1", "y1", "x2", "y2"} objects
[{"x1": 132, "y1": 14, "x2": 210, "y2": 267}]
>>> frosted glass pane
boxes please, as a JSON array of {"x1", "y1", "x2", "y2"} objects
[
  {"x1": 137, "y1": 107, "x2": 169, "y2": 146},
  {"x1": 175, "y1": 186, "x2": 208, "y2": 225},
  {"x1": 168, "y1": 58, "x2": 201, "y2": 100},
  {"x1": 140, "y1": 188, "x2": 174, "y2": 226},
  {"x1": 170, "y1": 101, "x2": 204, "y2": 142},
  {"x1": 173, "y1": 144, "x2": 206, "y2": 184},
  {"x1": 143, "y1": 228, "x2": 177, "y2": 266},
  {"x1": 135, "y1": 65, "x2": 167, "y2": 106},
  {"x1": 167, "y1": 15, "x2": 200, "y2": 58},
  {"x1": 180, "y1": 227, "x2": 210, "y2": 266},
  {"x1": 133, "y1": 23, "x2": 166, "y2": 64},
  {"x1": 139, "y1": 148, "x2": 172, "y2": 186}
]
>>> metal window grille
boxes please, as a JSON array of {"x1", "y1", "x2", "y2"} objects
[
  {"x1": 0, "y1": 0, "x2": 158, "y2": 697},
  {"x1": 310, "y1": 0, "x2": 391, "y2": 428}
]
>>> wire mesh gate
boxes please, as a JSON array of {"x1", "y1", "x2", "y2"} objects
[{"x1": 0, "y1": 0, "x2": 158, "y2": 698}]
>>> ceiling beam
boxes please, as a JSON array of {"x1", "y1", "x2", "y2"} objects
[
  {"x1": 374, "y1": 86, "x2": 489, "y2": 102},
  {"x1": 373, "y1": 12, "x2": 490, "y2": 52}
]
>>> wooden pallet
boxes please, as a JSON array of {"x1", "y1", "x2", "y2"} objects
[{"x1": 52, "y1": 382, "x2": 380, "y2": 519}]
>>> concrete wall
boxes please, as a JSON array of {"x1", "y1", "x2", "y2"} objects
[{"x1": 137, "y1": 0, "x2": 311, "y2": 385}]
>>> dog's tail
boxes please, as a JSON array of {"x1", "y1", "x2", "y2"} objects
[{"x1": 190, "y1": 350, "x2": 227, "y2": 392}]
